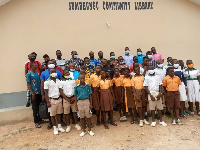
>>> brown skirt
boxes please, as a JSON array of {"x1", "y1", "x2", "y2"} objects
[
  {"x1": 125, "y1": 87, "x2": 135, "y2": 108},
  {"x1": 100, "y1": 89, "x2": 113, "y2": 111},
  {"x1": 114, "y1": 86, "x2": 123, "y2": 104},
  {"x1": 135, "y1": 89, "x2": 146, "y2": 108},
  {"x1": 92, "y1": 87, "x2": 100, "y2": 110}
]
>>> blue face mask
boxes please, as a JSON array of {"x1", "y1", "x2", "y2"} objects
[
  {"x1": 110, "y1": 56, "x2": 115, "y2": 59},
  {"x1": 137, "y1": 52, "x2": 142, "y2": 56},
  {"x1": 148, "y1": 55, "x2": 152, "y2": 59},
  {"x1": 125, "y1": 50, "x2": 130, "y2": 54},
  {"x1": 74, "y1": 55, "x2": 78, "y2": 58},
  {"x1": 70, "y1": 69, "x2": 75, "y2": 72},
  {"x1": 119, "y1": 62, "x2": 123, "y2": 65},
  {"x1": 86, "y1": 64, "x2": 90, "y2": 67}
]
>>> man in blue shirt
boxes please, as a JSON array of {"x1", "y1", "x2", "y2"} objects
[
  {"x1": 89, "y1": 51, "x2": 98, "y2": 67},
  {"x1": 74, "y1": 74, "x2": 94, "y2": 137},
  {"x1": 136, "y1": 48, "x2": 145, "y2": 65},
  {"x1": 69, "y1": 63, "x2": 80, "y2": 80},
  {"x1": 123, "y1": 47, "x2": 134, "y2": 68}
]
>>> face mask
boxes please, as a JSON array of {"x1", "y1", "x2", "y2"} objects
[
  {"x1": 125, "y1": 50, "x2": 130, "y2": 54},
  {"x1": 137, "y1": 52, "x2": 142, "y2": 56},
  {"x1": 173, "y1": 64, "x2": 179, "y2": 68},
  {"x1": 65, "y1": 75, "x2": 71, "y2": 79},
  {"x1": 48, "y1": 64, "x2": 55, "y2": 69},
  {"x1": 119, "y1": 62, "x2": 123, "y2": 65},
  {"x1": 30, "y1": 58, "x2": 36, "y2": 61},
  {"x1": 158, "y1": 64, "x2": 163, "y2": 68},
  {"x1": 50, "y1": 73, "x2": 57, "y2": 77},
  {"x1": 148, "y1": 55, "x2": 152, "y2": 59},
  {"x1": 86, "y1": 64, "x2": 90, "y2": 67},
  {"x1": 187, "y1": 64, "x2": 194, "y2": 68},
  {"x1": 110, "y1": 56, "x2": 115, "y2": 59},
  {"x1": 148, "y1": 70, "x2": 155, "y2": 74},
  {"x1": 74, "y1": 55, "x2": 78, "y2": 58},
  {"x1": 70, "y1": 69, "x2": 75, "y2": 72}
]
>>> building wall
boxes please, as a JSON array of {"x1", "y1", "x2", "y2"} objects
[{"x1": 0, "y1": 0, "x2": 200, "y2": 108}]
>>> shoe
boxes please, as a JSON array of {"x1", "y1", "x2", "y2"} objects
[
  {"x1": 122, "y1": 116, "x2": 127, "y2": 121},
  {"x1": 143, "y1": 119, "x2": 149, "y2": 125},
  {"x1": 88, "y1": 131, "x2": 94, "y2": 136},
  {"x1": 26, "y1": 101, "x2": 30, "y2": 107},
  {"x1": 139, "y1": 120, "x2": 143, "y2": 127},
  {"x1": 91, "y1": 123, "x2": 94, "y2": 128},
  {"x1": 172, "y1": 119, "x2": 176, "y2": 125},
  {"x1": 80, "y1": 132, "x2": 86, "y2": 137},
  {"x1": 35, "y1": 123, "x2": 41, "y2": 128},
  {"x1": 151, "y1": 122, "x2": 156, "y2": 127},
  {"x1": 66, "y1": 126, "x2": 71, "y2": 133},
  {"x1": 57, "y1": 127, "x2": 65, "y2": 132},
  {"x1": 54, "y1": 129, "x2": 59, "y2": 135},
  {"x1": 120, "y1": 117, "x2": 124, "y2": 122},
  {"x1": 176, "y1": 119, "x2": 182, "y2": 125},
  {"x1": 159, "y1": 121, "x2": 167, "y2": 126},
  {"x1": 75, "y1": 124, "x2": 81, "y2": 130}
]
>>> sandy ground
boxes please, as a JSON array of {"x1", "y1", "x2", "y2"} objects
[{"x1": 0, "y1": 113, "x2": 200, "y2": 150}]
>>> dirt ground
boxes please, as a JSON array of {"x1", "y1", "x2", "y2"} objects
[{"x1": 0, "y1": 113, "x2": 200, "y2": 150}]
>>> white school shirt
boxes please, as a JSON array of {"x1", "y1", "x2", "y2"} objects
[
  {"x1": 61, "y1": 79, "x2": 76, "y2": 97},
  {"x1": 184, "y1": 68, "x2": 200, "y2": 79},
  {"x1": 140, "y1": 67, "x2": 148, "y2": 76},
  {"x1": 155, "y1": 67, "x2": 166, "y2": 81},
  {"x1": 143, "y1": 74, "x2": 162, "y2": 92},
  {"x1": 44, "y1": 78, "x2": 62, "y2": 98}
]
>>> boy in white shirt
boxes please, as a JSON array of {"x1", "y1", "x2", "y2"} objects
[
  {"x1": 60, "y1": 69, "x2": 81, "y2": 132},
  {"x1": 44, "y1": 68, "x2": 65, "y2": 135},
  {"x1": 155, "y1": 59, "x2": 166, "y2": 81},
  {"x1": 143, "y1": 66, "x2": 167, "y2": 127}
]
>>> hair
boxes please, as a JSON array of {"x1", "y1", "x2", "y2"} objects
[
  {"x1": 71, "y1": 51, "x2": 76, "y2": 54},
  {"x1": 43, "y1": 54, "x2": 49, "y2": 58},
  {"x1": 63, "y1": 68, "x2": 69, "y2": 73},
  {"x1": 98, "y1": 51, "x2": 103, "y2": 54},
  {"x1": 96, "y1": 64, "x2": 101, "y2": 68},
  {"x1": 56, "y1": 50, "x2": 61, "y2": 53},
  {"x1": 118, "y1": 56, "x2": 123, "y2": 59},
  {"x1": 179, "y1": 60, "x2": 183, "y2": 63},
  {"x1": 151, "y1": 47, "x2": 155, "y2": 49},
  {"x1": 125, "y1": 47, "x2": 129, "y2": 49},
  {"x1": 89, "y1": 51, "x2": 94, "y2": 54},
  {"x1": 133, "y1": 56, "x2": 138, "y2": 59},
  {"x1": 84, "y1": 57, "x2": 90, "y2": 61},
  {"x1": 143, "y1": 56, "x2": 149, "y2": 61},
  {"x1": 50, "y1": 59, "x2": 55, "y2": 61},
  {"x1": 31, "y1": 52, "x2": 37, "y2": 56},
  {"x1": 110, "y1": 52, "x2": 114, "y2": 56},
  {"x1": 186, "y1": 60, "x2": 192, "y2": 63},
  {"x1": 121, "y1": 68, "x2": 125, "y2": 73},
  {"x1": 124, "y1": 68, "x2": 130, "y2": 72},
  {"x1": 167, "y1": 57, "x2": 172, "y2": 60},
  {"x1": 167, "y1": 67, "x2": 174, "y2": 72},
  {"x1": 114, "y1": 68, "x2": 119, "y2": 71},
  {"x1": 146, "y1": 51, "x2": 152, "y2": 55}
]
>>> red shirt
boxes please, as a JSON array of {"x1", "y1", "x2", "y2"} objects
[
  {"x1": 130, "y1": 63, "x2": 142, "y2": 73},
  {"x1": 25, "y1": 61, "x2": 42, "y2": 74},
  {"x1": 55, "y1": 66, "x2": 63, "y2": 74}
]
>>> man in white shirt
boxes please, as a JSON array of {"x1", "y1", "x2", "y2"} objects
[
  {"x1": 44, "y1": 68, "x2": 65, "y2": 135},
  {"x1": 123, "y1": 47, "x2": 134, "y2": 68},
  {"x1": 60, "y1": 69, "x2": 81, "y2": 133}
]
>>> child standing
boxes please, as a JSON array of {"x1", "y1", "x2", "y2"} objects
[
  {"x1": 90, "y1": 65, "x2": 101, "y2": 125},
  {"x1": 162, "y1": 67, "x2": 182, "y2": 125},
  {"x1": 100, "y1": 70, "x2": 117, "y2": 129},
  {"x1": 132, "y1": 67, "x2": 149, "y2": 127},
  {"x1": 26, "y1": 63, "x2": 42, "y2": 128},
  {"x1": 184, "y1": 60, "x2": 200, "y2": 115},
  {"x1": 143, "y1": 66, "x2": 167, "y2": 127},
  {"x1": 44, "y1": 68, "x2": 65, "y2": 135},
  {"x1": 60, "y1": 69, "x2": 81, "y2": 132},
  {"x1": 74, "y1": 74, "x2": 94, "y2": 137},
  {"x1": 122, "y1": 68, "x2": 137, "y2": 124}
]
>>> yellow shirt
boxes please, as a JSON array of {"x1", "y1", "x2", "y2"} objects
[
  {"x1": 100, "y1": 79, "x2": 113, "y2": 89},
  {"x1": 162, "y1": 75, "x2": 181, "y2": 91},
  {"x1": 90, "y1": 73, "x2": 101, "y2": 87},
  {"x1": 131, "y1": 75, "x2": 144, "y2": 89},
  {"x1": 122, "y1": 78, "x2": 132, "y2": 87},
  {"x1": 112, "y1": 76, "x2": 123, "y2": 87},
  {"x1": 75, "y1": 78, "x2": 90, "y2": 85}
]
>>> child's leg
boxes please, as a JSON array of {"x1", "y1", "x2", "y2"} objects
[
  {"x1": 151, "y1": 110, "x2": 155, "y2": 122},
  {"x1": 190, "y1": 102, "x2": 194, "y2": 113},
  {"x1": 195, "y1": 102, "x2": 199, "y2": 114},
  {"x1": 175, "y1": 108, "x2": 180, "y2": 120},
  {"x1": 87, "y1": 118, "x2": 92, "y2": 131},
  {"x1": 128, "y1": 108, "x2": 134, "y2": 123},
  {"x1": 142, "y1": 106, "x2": 146, "y2": 120},
  {"x1": 51, "y1": 116, "x2": 56, "y2": 126},
  {"x1": 169, "y1": 108, "x2": 174, "y2": 120},
  {"x1": 65, "y1": 114, "x2": 70, "y2": 126},
  {"x1": 180, "y1": 101, "x2": 184, "y2": 117},
  {"x1": 158, "y1": 110, "x2": 163, "y2": 122},
  {"x1": 80, "y1": 118, "x2": 86, "y2": 132},
  {"x1": 117, "y1": 104, "x2": 122, "y2": 117},
  {"x1": 138, "y1": 107, "x2": 142, "y2": 120},
  {"x1": 56, "y1": 114, "x2": 61, "y2": 125},
  {"x1": 96, "y1": 110, "x2": 100, "y2": 124},
  {"x1": 73, "y1": 112, "x2": 78, "y2": 124},
  {"x1": 109, "y1": 110, "x2": 117, "y2": 126},
  {"x1": 102, "y1": 111, "x2": 108, "y2": 128},
  {"x1": 133, "y1": 108, "x2": 138, "y2": 122}
]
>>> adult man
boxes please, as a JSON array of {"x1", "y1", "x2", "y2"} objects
[
  {"x1": 146, "y1": 51, "x2": 158, "y2": 68},
  {"x1": 130, "y1": 56, "x2": 142, "y2": 73},
  {"x1": 136, "y1": 48, "x2": 145, "y2": 64},
  {"x1": 66, "y1": 51, "x2": 84, "y2": 70},
  {"x1": 123, "y1": 47, "x2": 134, "y2": 68},
  {"x1": 97, "y1": 51, "x2": 105, "y2": 65},
  {"x1": 55, "y1": 50, "x2": 67, "y2": 70},
  {"x1": 42, "y1": 54, "x2": 50, "y2": 71},
  {"x1": 151, "y1": 47, "x2": 164, "y2": 61},
  {"x1": 108, "y1": 52, "x2": 118, "y2": 68},
  {"x1": 89, "y1": 51, "x2": 98, "y2": 67}
]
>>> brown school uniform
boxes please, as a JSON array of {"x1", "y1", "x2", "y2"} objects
[
  {"x1": 122, "y1": 78, "x2": 135, "y2": 112},
  {"x1": 112, "y1": 75, "x2": 123, "y2": 105},
  {"x1": 99, "y1": 79, "x2": 113, "y2": 111},
  {"x1": 90, "y1": 73, "x2": 101, "y2": 110},
  {"x1": 131, "y1": 75, "x2": 146, "y2": 108}
]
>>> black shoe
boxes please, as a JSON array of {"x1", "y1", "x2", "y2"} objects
[
  {"x1": 26, "y1": 101, "x2": 30, "y2": 107},
  {"x1": 35, "y1": 123, "x2": 41, "y2": 128},
  {"x1": 155, "y1": 114, "x2": 160, "y2": 120},
  {"x1": 47, "y1": 124, "x2": 53, "y2": 130}
]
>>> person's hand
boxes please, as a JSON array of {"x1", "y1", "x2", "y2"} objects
[
  {"x1": 42, "y1": 95, "x2": 45, "y2": 101},
  {"x1": 185, "y1": 88, "x2": 188, "y2": 94},
  {"x1": 47, "y1": 102, "x2": 51, "y2": 108},
  {"x1": 32, "y1": 94, "x2": 36, "y2": 100},
  {"x1": 70, "y1": 99, "x2": 75, "y2": 104},
  {"x1": 157, "y1": 94, "x2": 161, "y2": 100},
  {"x1": 150, "y1": 95, "x2": 155, "y2": 101},
  {"x1": 75, "y1": 105, "x2": 78, "y2": 111}
]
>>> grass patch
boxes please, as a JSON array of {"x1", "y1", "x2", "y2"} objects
[
  {"x1": 38, "y1": 149, "x2": 48, "y2": 150},
  {"x1": 197, "y1": 118, "x2": 200, "y2": 120},
  {"x1": 181, "y1": 138, "x2": 190, "y2": 141},
  {"x1": 2, "y1": 134, "x2": 9, "y2": 137}
]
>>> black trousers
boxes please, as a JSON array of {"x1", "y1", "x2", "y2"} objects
[{"x1": 31, "y1": 94, "x2": 42, "y2": 124}]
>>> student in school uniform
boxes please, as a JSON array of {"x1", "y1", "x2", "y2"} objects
[
  {"x1": 122, "y1": 68, "x2": 137, "y2": 124},
  {"x1": 140, "y1": 57, "x2": 149, "y2": 76},
  {"x1": 90, "y1": 65, "x2": 102, "y2": 125},
  {"x1": 173, "y1": 60, "x2": 187, "y2": 118},
  {"x1": 184, "y1": 60, "x2": 200, "y2": 115},
  {"x1": 132, "y1": 67, "x2": 149, "y2": 127},
  {"x1": 74, "y1": 74, "x2": 94, "y2": 137},
  {"x1": 143, "y1": 66, "x2": 167, "y2": 127},
  {"x1": 60, "y1": 69, "x2": 81, "y2": 133},
  {"x1": 44, "y1": 68, "x2": 65, "y2": 135},
  {"x1": 69, "y1": 63, "x2": 80, "y2": 80},
  {"x1": 99, "y1": 70, "x2": 117, "y2": 129},
  {"x1": 130, "y1": 63, "x2": 140, "y2": 76},
  {"x1": 164, "y1": 57, "x2": 173, "y2": 69},
  {"x1": 130, "y1": 56, "x2": 142, "y2": 73},
  {"x1": 162, "y1": 67, "x2": 182, "y2": 125},
  {"x1": 26, "y1": 63, "x2": 42, "y2": 128},
  {"x1": 81, "y1": 57, "x2": 95, "y2": 83},
  {"x1": 115, "y1": 56, "x2": 129, "y2": 71},
  {"x1": 112, "y1": 68, "x2": 126, "y2": 122}
]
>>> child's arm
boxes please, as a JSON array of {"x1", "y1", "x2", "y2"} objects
[
  {"x1": 75, "y1": 95, "x2": 78, "y2": 111},
  {"x1": 27, "y1": 82, "x2": 36, "y2": 100},
  {"x1": 156, "y1": 85, "x2": 162, "y2": 100},
  {"x1": 41, "y1": 79, "x2": 45, "y2": 101},
  {"x1": 144, "y1": 86, "x2": 155, "y2": 101},
  {"x1": 59, "y1": 89, "x2": 70, "y2": 103},
  {"x1": 120, "y1": 86, "x2": 124, "y2": 102},
  {"x1": 44, "y1": 89, "x2": 51, "y2": 108},
  {"x1": 89, "y1": 94, "x2": 93, "y2": 109}
]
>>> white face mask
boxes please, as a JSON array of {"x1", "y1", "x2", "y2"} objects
[
  {"x1": 50, "y1": 73, "x2": 57, "y2": 77},
  {"x1": 65, "y1": 75, "x2": 71, "y2": 79},
  {"x1": 158, "y1": 64, "x2": 163, "y2": 68},
  {"x1": 148, "y1": 70, "x2": 155, "y2": 74},
  {"x1": 173, "y1": 64, "x2": 179, "y2": 68},
  {"x1": 48, "y1": 64, "x2": 55, "y2": 69}
]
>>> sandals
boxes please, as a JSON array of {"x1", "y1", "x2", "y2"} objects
[
  {"x1": 96, "y1": 120, "x2": 101, "y2": 126},
  {"x1": 110, "y1": 122, "x2": 117, "y2": 126},
  {"x1": 104, "y1": 124, "x2": 109, "y2": 129},
  {"x1": 47, "y1": 124, "x2": 53, "y2": 130}
]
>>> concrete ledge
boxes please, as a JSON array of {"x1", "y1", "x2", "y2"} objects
[{"x1": 0, "y1": 106, "x2": 33, "y2": 125}]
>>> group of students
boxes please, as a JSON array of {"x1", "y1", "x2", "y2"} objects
[{"x1": 25, "y1": 47, "x2": 200, "y2": 137}]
